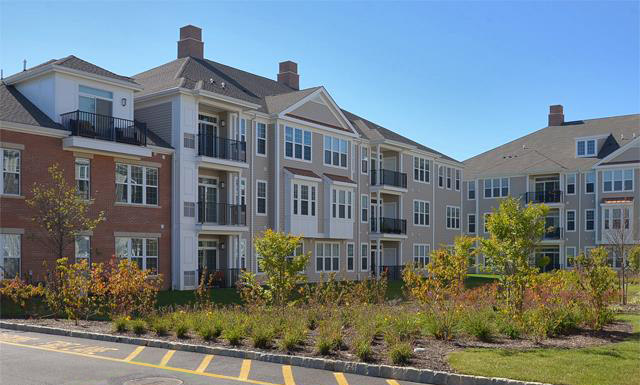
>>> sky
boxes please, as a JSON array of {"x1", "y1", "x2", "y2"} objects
[{"x1": 1, "y1": 0, "x2": 638, "y2": 161}]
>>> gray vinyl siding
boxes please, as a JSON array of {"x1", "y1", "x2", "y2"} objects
[{"x1": 135, "y1": 102, "x2": 172, "y2": 145}]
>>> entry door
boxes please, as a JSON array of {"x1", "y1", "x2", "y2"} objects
[
  {"x1": 198, "y1": 240, "x2": 219, "y2": 279},
  {"x1": 370, "y1": 244, "x2": 378, "y2": 275},
  {"x1": 198, "y1": 114, "x2": 218, "y2": 156},
  {"x1": 198, "y1": 178, "x2": 218, "y2": 223},
  {"x1": 370, "y1": 198, "x2": 384, "y2": 232},
  {"x1": 535, "y1": 248, "x2": 560, "y2": 272}
]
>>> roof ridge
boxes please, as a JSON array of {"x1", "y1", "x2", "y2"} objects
[{"x1": 203, "y1": 58, "x2": 293, "y2": 93}]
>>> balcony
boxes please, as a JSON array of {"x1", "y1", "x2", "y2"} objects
[
  {"x1": 198, "y1": 134, "x2": 246, "y2": 163},
  {"x1": 198, "y1": 202, "x2": 246, "y2": 226},
  {"x1": 524, "y1": 190, "x2": 563, "y2": 204},
  {"x1": 371, "y1": 169, "x2": 407, "y2": 189},
  {"x1": 199, "y1": 268, "x2": 244, "y2": 288},
  {"x1": 543, "y1": 226, "x2": 563, "y2": 240},
  {"x1": 61, "y1": 110, "x2": 147, "y2": 146},
  {"x1": 371, "y1": 217, "x2": 407, "y2": 235}
]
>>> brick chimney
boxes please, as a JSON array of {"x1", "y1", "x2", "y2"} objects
[
  {"x1": 548, "y1": 105, "x2": 564, "y2": 126},
  {"x1": 277, "y1": 61, "x2": 299, "y2": 90},
  {"x1": 178, "y1": 25, "x2": 204, "y2": 59}
]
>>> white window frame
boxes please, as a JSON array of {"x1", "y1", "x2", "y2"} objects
[
  {"x1": 239, "y1": 239, "x2": 247, "y2": 270},
  {"x1": 566, "y1": 209, "x2": 576, "y2": 232},
  {"x1": 346, "y1": 242, "x2": 355, "y2": 272},
  {"x1": 361, "y1": 194, "x2": 369, "y2": 223},
  {"x1": 360, "y1": 243, "x2": 369, "y2": 272},
  {"x1": 602, "y1": 206, "x2": 632, "y2": 231},
  {"x1": 484, "y1": 213, "x2": 491, "y2": 234},
  {"x1": 75, "y1": 235, "x2": 91, "y2": 263},
  {"x1": 1, "y1": 148, "x2": 21, "y2": 196},
  {"x1": 0, "y1": 234, "x2": 20, "y2": 280},
  {"x1": 331, "y1": 187, "x2": 353, "y2": 220},
  {"x1": 78, "y1": 85, "x2": 113, "y2": 115},
  {"x1": 413, "y1": 156, "x2": 430, "y2": 183},
  {"x1": 484, "y1": 177, "x2": 509, "y2": 198},
  {"x1": 413, "y1": 243, "x2": 430, "y2": 268},
  {"x1": 284, "y1": 126, "x2": 312, "y2": 162},
  {"x1": 455, "y1": 169, "x2": 461, "y2": 191},
  {"x1": 446, "y1": 206, "x2": 460, "y2": 229},
  {"x1": 468, "y1": 180, "x2": 476, "y2": 200},
  {"x1": 446, "y1": 167, "x2": 452, "y2": 189},
  {"x1": 75, "y1": 158, "x2": 90, "y2": 200},
  {"x1": 603, "y1": 169, "x2": 634, "y2": 192},
  {"x1": 256, "y1": 122, "x2": 267, "y2": 157},
  {"x1": 292, "y1": 181, "x2": 316, "y2": 217},
  {"x1": 576, "y1": 139, "x2": 596, "y2": 157},
  {"x1": 413, "y1": 199, "x2": 430, "y2": 227},
  {"x1": 256, "y1": 180, "x2": 267, "y2": 216},
  {"x1": 316, "y1": 242, "x2": 340, "y2": 273},
  {"x1": 566, "y1": 246, "x2": 576, "y2": 267},
  {"x1": 467, "y1": 213, "x2": 476, "y2": 233},
  {"x1": 584, "y1": 171, "x2": 595, "y2": 194},
  {"x1": 438, "y1": 165, "x2": 444, "y2": 188},
  {"x1": 115, "y1": 237, "x2": 159, "y2": 274},
  {"x1": 566, "y1": 173, "x2": 576, "y2": 195},
  {"x1": 233, "y1": 176, "x2": 247, "y2": 206},
  {"x1": 115, "y1": 163, "x2": 158, "y2": 205},
  {"x1": 584, "y1": 209, "x2": 595, "y2": 231},
  {"x1": 361, "y1": 145, "x2": 369, "y2": 175},
  {"x1": 323, "y1": 135, "x2": 349, "y2": 168}
]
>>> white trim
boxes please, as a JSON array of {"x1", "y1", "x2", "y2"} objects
[
  {"x1": 412, "y1": 155, "x2": 431, "y2": 184},
  {"x1": 412, "y1": 243, "x2": 431, "y2": 267},
  {"x1": 255, "y1": 121, "x2": 267, "y2": 157},
  {"x1": 283, "y1": 125, "x2": 313, "y2": 163},
  {"x1": 565, "y1": 173, "x2": 577, "y2": 195},
  {"x1": 360, "y1": 193, "x2": 369, "y2": 224},
  {"x1": 584, "y1": 170, "x2": 595, "y2": 194},
  {"x1": 412, "y1": 199, "x2": 430, "y2": 227},
  {"x1": 445, "y1": 205, "x2": 461, "y2": 230},
  {"x1": 360, "y1": 242, "x2": 369, "y2": 272},
  {"x1": 467, "y1": 213, "x2": 476, "y2": 234},
  {"x1": 566, "y1": 209, "x2": 576, "y2": 232},
  {"x1": 255, "y1": 179, "x2": 268, "y2": 216},
  {"x1": 593, "y1": 136, "x2": 640, "y2": 167},
  {"x1": 0, "y1": 121, "x2": 69, "y2": 138},
  {"x1": 467, "y1": 180, "x2": 476, "y2": 200},
  {"x1": 584, "y1": 209, "x2": 595, "y2": 232},
  {"x1": 315, "y1": 241, "x2": 341, "y2": 273},
  {"x1": 4, "y1": 64, "x2": 143, "y2": 91},
  {"x1": 360, "y1": 145, "x2": 369, "y2": 175},
  {"x1": 346, "y1": 242, "x2": 355, "y2": 272},
  {"x1": 575, "y1": 138, "x2": 597, "y2": 157}
]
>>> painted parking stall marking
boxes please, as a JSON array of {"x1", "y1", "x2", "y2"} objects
[{"x1": 195, "y1": 354, "x2": 213, "y2": 373}]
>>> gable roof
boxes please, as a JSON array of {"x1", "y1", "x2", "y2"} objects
[
  {"x1": 464, "y1": 114, "x2": 640, "y2": 179},
  {"x1": 0, "y1": 83, "x2": 62, "y2": 129}
]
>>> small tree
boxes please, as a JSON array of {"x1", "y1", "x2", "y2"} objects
[
  {"x1": 106, "y1": 258, "x2": 161, "y2": 318},
  {"x1": 26, "y1": 164, "x2": 105, "y2": 259},
  {"x1": 605, "y1": 219, "x2": 633, "y2": 305},
  {"x1": 239, "y1": 230, "x2": 309, "y2": 315},
  {"x1": 574, "y1": 247, "x2": 618, "y2": 329},
  {"x1": 480, "y1": 197, "x2": 548, "y2": 317}
]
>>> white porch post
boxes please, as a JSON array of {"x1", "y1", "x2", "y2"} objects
[{"x1": 377, "y1": 239, "x2": 381, "y2": 276}]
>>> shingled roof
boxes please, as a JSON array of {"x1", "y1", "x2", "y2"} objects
[
  {"x1": 463, "y1": 114, "x2": 640, "y2": 179},
  {"x1": 18, "y1": 55, "x2": 139, "y2": 85},
  {"x1": 0, "y1": 83, "x2": 62, "y2": 129}
]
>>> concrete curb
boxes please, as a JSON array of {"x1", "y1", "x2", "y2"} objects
[{"x1": 1, "y1": 321, "x2": 549, "y2": 385}]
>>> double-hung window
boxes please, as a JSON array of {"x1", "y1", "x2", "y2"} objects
[
  {"x1": 256, "y1": 122, "x2": 267, "y2": 156},
  {"x1": 116, "y1": 237, "x2": 158, "y2": 273},
  {"x1": 346, "y1": 243, "x2": 355, "y2": 272},
  {"x1": 0, "y1": 234, "x2": 20, "y2": 279},
  {"x1": 78, "y1": 85, "x2": 113, "y2": 116},
  {"x1": 316, "y1": 242, "x2": 339, "y2": 272},
  {"x1": 324, "y1": 135, "x2": 348, "y2": 167},
  {"x1": 75, "y1": 158, "x2": 90, "y2": 199},
  {"x1": 361, "y1": 146, "x2": 368, "y2": 174},
  {"x1": 576, "y1": 139, "x2": 596, "y2": 157},
  {"x1": 585, "y1": 171, "x2": 595, "y2": 193},
  {"x1": 285, "y1": 126, "x2": 311, "y2": 161},
  {"x1": 413, "y1": 200, "x2": 430, "y2": 226},
  {"x1": 467, "y1": 214, "x2": 476, "y2": 233},
  {"x1": 332, "y1": 188, "x2": 352, "y2": 219},
  {"x1": 256, "y1": 180, "x2": 267, "y2": 215},
  {"x1": 484, "y1": 178, "x2": 509, "y2": 198},
  {"x1": 446, "y1": 206, "x2": 460, "y2": 229},
  {"x1": 566, "y1": 173, "x2": 576, "y2": 195},
  {"x1": 438, "y1": 166, "x2": 444, "y2": 187},
  {"x1": 468, "y1": 181, "x2": 476, "y2": 200},
  {"x1": 360, "y1": 243, "x2": 369, "y2": 271},
  {"x1": 603, "y1": 207, "x2": 631, "y2": 230},
  {"x1": 566, "y1": 247, "x2": 576, "y2": 267},
  {"x1": 446, "y1": 167, "x2": 452, "y2": 189},
  {"x1": 603, "y1": 169, "x2": 634, "y2": 192},
  {"x1": 75, "y1": 236, "x2": 91, "y2": 263},
  {"x1": 115, "y1": 164, "x2": 158, "y2": 205},
  {"x1": 455, "y1": 169, "x2": 461, "y2": 191},
  {"x1": 566, "y1": 210, "x2": 576, "y2": 231},
  {"x1": 413, "y1": 244, "x2": 430, "y2": 267},
  {"x1": 484, "y1": 213, "x2": 492, "y2": 233},
  {"x1": 286, "y1": 242, "x2": 304, "y2": 266},
  {"x1": 585, "y1": 209, "x2": 595, "y2": 231},
  {"x1": 361, "y1": 194, "x2": 369, "y2": 223},
  {"x1": 1, "y1": 149, "x2": 20, "y2": 195},
  {"x1": 292, "y1": 182, "x2": 316, "y2": 217},
  {"x1": 413, "y1": 156, "x2": 430, "y2": 183}
]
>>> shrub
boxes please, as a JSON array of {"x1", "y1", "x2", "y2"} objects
[
  {"x1": 150, "y1": 318, "x2": 170, "y2": 336},
  {"x1": 389, "y1": 342, "x2": 412, "y2": 365},
  {"x1": 496, "y1": 316, "x2": 521, "y2": 339},
  {"x1": 461, "y1": 309, "x2": 495, "y2": 342},
  {"x1": 421, "y1": 312, "x2": 459, "y2": 340},
  {"x1": 131, "y1": 319, "x2": 147, "y2": 335},
  {"x1": 223, "y1": 324, "x2": 246, "y2": 346},
  {"x1": 0, "y1": 277, "x2": 45, "y2": 317},
  {"x1": 278, "y1": 326, "x2": 306, "y2": 351},
  {"x1": 251, "y1": 322, "x2": 275, "y2": 349},
  {"x1": 197, "y1": 325, "x2": 220, "y2": 341},
  {"x1": 354, "y1": 337, "x2": 373, "y2": 362},
  {"x1": 113, "y1": 317, "x2": 129, "y2": 333},
  {"x1": 316, "y1": 336, "x2": 333, "y2": 355},
  {"x1": 106, "y1": 258, "x2": 162, "y2": 319},
  {"x1": 175, "y1": 322, "x2": 189, "y2": 339},
  {"x1": 574, "y1": 248, "x2": 618, "y2": 329}
]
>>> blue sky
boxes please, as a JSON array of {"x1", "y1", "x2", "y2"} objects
[{"x1": 1, "y1": 1, "x2": 638, "y2": 161}]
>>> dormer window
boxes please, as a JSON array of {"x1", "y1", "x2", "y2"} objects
[
  {"x1": 576, "y1": 139, "x2": 596, "y2": 157},
  {"x1": 79, "y1": 85, "x2": 113, "y2": 116}
]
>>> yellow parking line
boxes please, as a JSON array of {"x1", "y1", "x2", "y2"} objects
[
  {"x1": 239, "y1": 359, "x2": 252, "y2": 380},
  {"x1": 334, "y1": 372, "x2": 349, "y2": 385},
  {"x1": 282, "y1": 365, "x2": 296, "y2": 385},
  {"x1": 124, "y1": 346, "x2": 144, "y2": 362},
  {"x1": 387, "y1": 380, "x2": 401, "y2": 385},
  {"x1": 159, "y1": 349, "x2": 175, "y2": 366},
  {"x1": 0, "y1": 340, "x2": 275, "y2": 385},
  {"x1": 196, "y1": 354, "x2": 213, "y2": 373}
]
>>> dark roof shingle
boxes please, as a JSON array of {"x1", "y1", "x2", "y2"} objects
[{"x1": 0, "y1": 83, "x2": 62, "y2": 129}]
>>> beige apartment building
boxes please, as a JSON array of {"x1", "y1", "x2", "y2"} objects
[{"x1": 133, "y1": 25, "x2": 463, "y2": 289}]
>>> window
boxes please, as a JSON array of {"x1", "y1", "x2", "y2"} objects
[
  {"x1": 413, "y1": 200, "x2": 430, "y2": 226},
  {"x1": 316, "y1": 242, "x2": 339, "y2": 272},
  {"x1": 239, "y1": 239, "x2": 247, "y2": 270},
  {"x1": 256, "y1": 180, "x2": 267, "y2": 215},
  {"x1": 484, "y1": 213, "x2": 492, "y2": 233},
  {"x1": 237, "y1": 118, "x2": 247, "y2": 142},
  {"x1": 438, "y1": 166, "x2": 444, "y2": 187},
  {"x1": 603, "y1": 207, "x2": 631, "y2": 230},
  {"x1": 233, "y1": 177, "x2": 247, "y2": 206},
  {"x1": 116, "y1": 237, "x2": 158, "y2": 273},
  {"x1": 332, "y1": 188, "x2": 352, "y2": 219},
  {"x1": 446, "y1": 167, "x2": 452, "y2": 189},
  {"x1": 115, "y1": 164, "x2": 158, "y2": 205},
  {"x1": 347, "y1": 243, "x2": 355, "y2": 272},
  {"x1": 361, "y1": 243, "x2": 369, "y2": 271},
  {"x1": 287, "y1": 242, "x2": 304, "y2": 265},
  {"x1": 324, "y1": 135, "x2": 348, "y2": 167},
  {"x1": 566, "y1": 210, "x2": 576, "y2": 232},
  {"x1": 468, "y1": 181, "x2": 476, "y2": 200},
  {"x1": 603, "y1": 169, "x2": 634, "y2": 192},
  {"x1": 75, "y1": 236, "x2": 90, "y2": 263},
  {"x1": 1, "y1": 149, "x2": 20, "y2": 195},
  {"x1": 566, "y1": 173, "x2": 576, "y2": 195},
  {"x1": 361, "y1": 146, "x2": 368, "y2": 174},
  {"x1": 566, "y1": 247, "x2": 576, "y2": 267},
  {"x1": 576, "y1": 139, "x2": 596, "y2": 157},
  {"x1": 183, "y1": 202, "x2": 196, "y2": 217},
  {"x1": 361, "y1": 194, "x2": 369, "y2": 223},
  {"x1": 585, "y1": 209, "x2": 595, "y2": 231},
  {"x1": 256, "y1": 122, "x2": 267, "y2": 156},
  {"x1": 0, "y1": 234, "x2": 20, "y2": 279},
  {"x1": 413, "y1": 156, "x2": 430, "y2": 183},
  {"x1": 75, "y1": 158, "x2": 90, "y2": 200},
  {"x1": 292, "y1": 182, "x2": 316, "y2": 217},
  {"x1": 285, "y1": 126, "x2": 311, "y2": 161},
  {"x1": 585, "y1": 171, "x2": 595, "y2": 194},
  {"x1": 455, "y1": 169, "x2": 461, "y2": 191},
  {"x1": 467, "y1": 214, "x2": 476, "y2": 233},
  {"x1": 446, "y1": 206, "x2": 460, "y2": 229},
  {"x1": 79, "y1": 85, "x2": 113, "y2": 116},
  {"x1": 413, "y1": 244, "x2": 430, "y2": 267},
  {"x1": 484, "y1": 178, "x2": 509, "y2": 198},
  {"x1": 183, "y1": 133, "x2": 195, "y2": 149}
]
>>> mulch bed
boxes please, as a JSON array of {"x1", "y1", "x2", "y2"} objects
[{"x1": 4, "y1": 317, "x2": 635, "y2": 372}]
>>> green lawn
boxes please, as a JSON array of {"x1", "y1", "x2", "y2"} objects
[{"x1": 448, "y1": 313, "x2": 640, "y2": 385}]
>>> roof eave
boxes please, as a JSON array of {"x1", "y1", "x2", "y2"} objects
[{"x1": 4, "y1": 64, "x2": 143, "y2": 91}]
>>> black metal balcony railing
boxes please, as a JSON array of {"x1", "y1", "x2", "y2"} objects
[
  {"x1": 199, "y1": 268, "x2": 243, "y2": 288},
  {"x1": 60, "y1": 110, "x2": 147, "y2": 146},
  {"x1": 524, "y1": 190, "x2": 563, "y2": 204},
  {"x1": 370, "y1": 217, "x2": 407, "y2": 234},
  {"x1": 544, "y1": 226, "x2": 563, "y2": 240},
  {"x1": 198, "y1": 134, "x2": 246, "y2": 162},
  {"x1": 371, "y1": 169, "x2": 408, "y2": 189},
  {"x1": 197, "y1": 202, "x2": 246, "y2": 226}
]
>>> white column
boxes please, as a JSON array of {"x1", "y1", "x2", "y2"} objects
[{"x1": 377, "y1": 239, "x2": 381, "y2": 276}]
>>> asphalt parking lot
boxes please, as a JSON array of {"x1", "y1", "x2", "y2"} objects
[{"x1": 0, "y1": 329, "x2": 427, "y2": 385}]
